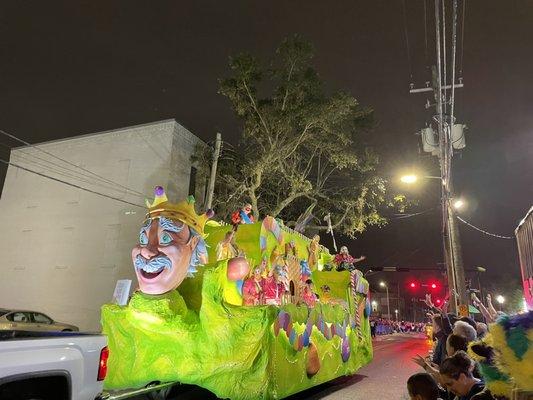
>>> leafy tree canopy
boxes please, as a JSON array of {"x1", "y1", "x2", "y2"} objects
[{"x1": 195, "y1": 35, "x2": 404, "y2": 238}]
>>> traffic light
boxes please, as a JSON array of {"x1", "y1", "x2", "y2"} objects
[
  {"x1": 410, "y1": 282, "x2": 416, "y2": 288},
  {"x1": 430, "y1": 283, "x2": 437, "y2": 289}
]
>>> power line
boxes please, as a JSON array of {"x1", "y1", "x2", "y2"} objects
[
  {"x1": 423, "y1": 0, "x2": 428, "y2": 68},
  {"x1": 0, "y1": 157, "x2": 145, "y2": 209},
  {"x1": 389, "y1": 208, "x2": 437, "y2": 220},
  {"x1": 13, "y1": 148, "x2": 129, "y2": 193},
  {"x1": 13, "y1": 151, "x2": 135, "y2": 194},
  {"x1": 0, "y1": 129, "x2": 146, "y2": 198},
  {"x1": 441, "y1": 0, "x2": 447, "y2": 114},
  {"x1": 460, "y1": 0, "x2": 466, "y2": 76},
  {"x1": 402, "y1": 0, "x2": 413, "y2": 79},
  {"x1": 456, "y1": 215, "x2": 514, "y2": 240}
]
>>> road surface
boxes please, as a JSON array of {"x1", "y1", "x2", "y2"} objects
[
  {"x1": 287, "y1": 333, "x2": 431, "y2": 400},
  {"x1": 136, "y1": 333, "x2": 431, "y2": 400}
]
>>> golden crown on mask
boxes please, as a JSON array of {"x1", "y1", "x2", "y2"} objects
[{"x1": 145, "y1": 186, "x2": 212, "y2": 237}]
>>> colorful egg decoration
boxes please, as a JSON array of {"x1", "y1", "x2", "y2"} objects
[{"x1": 341, "y1": 338, "x2": 351, "y2": 362}]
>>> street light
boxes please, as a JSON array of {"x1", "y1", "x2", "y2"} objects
[
  {"x1": 400, "y1": 174, "x2": 441, "y2": 184},
  {"x1": 371, "y1": 300, "x2": 378, "y2": 312},
  {"x1": 400, "y1": 174, "x2": 418, "y2": 184},
  {"x1": 380, "y1": 281, "x2": 391, "y2": 320},
  {"x1": 496, "y1": 295, "x2": 505, "y2": 311},
  {"x1": 394, "y1": 309, "x2": 399, "y2": 321},
  {"x1": 453, "y1": 199, "x2": 465, "y2": 210},
  {"x1": 399, "y1": 170, "x2": 467, "y2": 314}
]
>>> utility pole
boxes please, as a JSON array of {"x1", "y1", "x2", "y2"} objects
[
  {"x1": 205, "y1": 132, "x2": 222, "y2": 210},
  {"x1": 409, "y1": 0, "x2": 468, "y2": 314}
]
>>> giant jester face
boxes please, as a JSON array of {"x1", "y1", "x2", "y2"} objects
[{"x1": 132, "y1": 217, "x2": 201, "y2": 295}]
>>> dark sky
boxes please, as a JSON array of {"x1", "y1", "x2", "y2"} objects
[{"x1": 0, "y1": 1, "x2": 531, "y2": 296}]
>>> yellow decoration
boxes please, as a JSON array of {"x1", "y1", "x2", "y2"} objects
[
  {"x1": 145, "y1": 187, "x2": 210, "y2": 237},
  {"x1": 490, "y1": 323, "x2": 533, "y2": 391}
]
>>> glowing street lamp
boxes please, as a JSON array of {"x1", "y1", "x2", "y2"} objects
[
  {"x1": 400, "y1": 174, "x2": 418, "y2": 184},
  {"x1": 400, "y1": 174, "x2": 441, "y2": 184},
  {"x1": 496, "y1": 295, "x2": 505, "y2": 311},
  {"x1": 380, "y1": 281, "x2": 391, "y2": 319},
  {"x1": 394, "y1": 309, "x2": 399, "y2": 321},
  {"x1": 453, "y1": 199, "x2": 465, "y2": 210}
]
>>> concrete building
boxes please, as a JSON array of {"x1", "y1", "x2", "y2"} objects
[{"x1": 0, "y1": 120, "x2": 206, "y2": 331}]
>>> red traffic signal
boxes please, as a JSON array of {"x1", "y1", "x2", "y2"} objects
[
  {"x1": 410, "y1": 282, "x2": 416, "y2": 288},
  {"x1": 430, "y1": 283, "x2": 437, "y2": 289}
]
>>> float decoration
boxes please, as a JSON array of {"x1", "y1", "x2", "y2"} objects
[{"x1": 101, "y1": 188, "x2": 372, "y2": 399}]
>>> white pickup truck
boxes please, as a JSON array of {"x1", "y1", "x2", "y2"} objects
[{"x1": 0, "y1": 330, "x2": 108, "y2": 400}]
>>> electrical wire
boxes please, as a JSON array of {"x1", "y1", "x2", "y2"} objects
[
  {"x1": 423, "y1": 0, "x2": 429, "y2": 68},
  {"x1": 456, "y1": 215, "x2": 515, "y2": 240},
  {"x1": 402, "y1": 0, "x2": 413, "y2": 80},
  {"x1": 12, "y1": 147, "x2": 128, "y2": 191},
  {"x1": 441, "y1": 0, "x2": 447, "y2": 114},
  {"x1": 460, "y1": 0, "x2": 466, "y2": 76},
  {"x1": 0, "y1": 157, "x2": 145, "y2": 208},
  {"x1": 0, "y1": 129, "x2": 147, "y2": 198},
  {"x1": 12, "y1": 152, "x2": 134, "y2": 194},
  {"x1": 449, "y1": 0, "x2": 459, "y2": 160},
  {"x1": 389, "y1": 207, "x2": 437, "y2": 220},
  {"x1": 4, "y1": 138, "x2": 142, "y2": 196}
]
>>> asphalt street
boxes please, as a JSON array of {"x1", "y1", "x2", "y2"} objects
[{"x1": 133, "y1": 333, "x2": 430, "y2": 400}]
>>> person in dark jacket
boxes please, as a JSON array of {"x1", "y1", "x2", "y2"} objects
[
  {"x1": 407, "y1": 373, "x2": 444, "y2": 400},
  {"x1": 439, "y1": 351, "x2": 493, "y2": 400}
]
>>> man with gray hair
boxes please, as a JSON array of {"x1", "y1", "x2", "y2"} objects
[{"x1": 453, "y1": 320, "x2": 477, "y2": 343}]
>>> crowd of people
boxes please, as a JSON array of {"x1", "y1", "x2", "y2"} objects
[
  {"x1": 369, "y1": 317, "x2": 427, "y2": 337},
  {"x1": 405, "y1": 293, "x2": 531, "y2": 400}
]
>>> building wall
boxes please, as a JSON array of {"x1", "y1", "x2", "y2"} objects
[{"x1": 0, "y1": 120, "x2": 205, "y2": 331}]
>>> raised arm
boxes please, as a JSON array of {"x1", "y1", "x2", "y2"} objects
[
  {"x1": 486, "y1": 294, "x2": 499, "y2": 319},
  {"x1": 471, "y1": 293, "x2": 495, "y2": 323}
]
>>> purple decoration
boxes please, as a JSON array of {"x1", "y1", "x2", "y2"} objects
[
  {"x1": 155, "y1": 186, "x2": 165, "y2": 196},
  {"x1": 206, "y1": 209, "x2": 215, "y2": 219},
  {"x1": 297, "y1": 335, "x2": 304, "y2": 351},
  {"x1": 289, "y1": 329, "x2": 296, "y2": 345},
  {"x1": 341, "y1": 338, "x2": 351, "y2": 362},
  {"x1": 302, "y1": 330, "x2": 310, "y2": 347},
  {"x1": 285, "y1": 313, "x2": 292, "y2": 330},
  {"x1": 278, "y1": 312, "x2": 288, "y2": 330},
  {"x1": 324, "y1": 325, "x2": 331, "y2": 340},
  {"x1": 305, "y1": 320, "x2": 313, "y2": 336},
  {"x1": 337, "y1": 323, "x2": 345, "y2": 339},
  {"x1": 286, "y1": 322, "x2": 293, "y2": 336}
]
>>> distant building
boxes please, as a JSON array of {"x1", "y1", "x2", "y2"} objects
[{"x1": 0, "y1": 120, "x2": 206, "y2": 330}]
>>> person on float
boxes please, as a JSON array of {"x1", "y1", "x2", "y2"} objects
[
  {"x1": 263, "y1": 265, "x2": 287, "y2": 306},
  {"x1": 242, "y1": 267, "x2": 264, "y2": 306},
  {"x1": 133, "y1": 186, "x2": 249, "y2": 296},
  {"x1": 320, "y1": 285, "x2": 333, "y2": 303},
  {"x1": 301, "y1": 279, "x2": 318, "y2": 308},
  {"x1": 333, "y1": 245, "x2": 365, "y2": 272},
  {"x1": 231, "y1": 203, "x2": 255, "y2": 225},
  {"x1": 216, "y1": 227, "x2": 243, "y2": 261},
  {"x1": 307, "y1": 235, "x2": 321, "y2": 269}
]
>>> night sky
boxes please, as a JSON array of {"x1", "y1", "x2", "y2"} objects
[{"x1": 0, "y1": 1, "x2": 531, "y2": 299}]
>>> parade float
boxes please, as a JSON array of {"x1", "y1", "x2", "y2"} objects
[{"x1": 101, "y1": 187, "x2": 372, "y2": 400}]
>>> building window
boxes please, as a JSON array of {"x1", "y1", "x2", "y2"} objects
[{"x1": 188, "y1": 166, "x2": 197, "y2": 197}]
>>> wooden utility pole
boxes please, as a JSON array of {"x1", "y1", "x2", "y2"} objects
[
  {"x1": 408, "y1": 0, "x2": 468, "y2": 314},
  {"x1": 205, "y1": 133, "x2": 222, "y2": 210}
]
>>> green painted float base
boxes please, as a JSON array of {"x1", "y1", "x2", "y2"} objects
[{"x1": 101, "y1": 261, "x2": 372, "y2": 399}]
